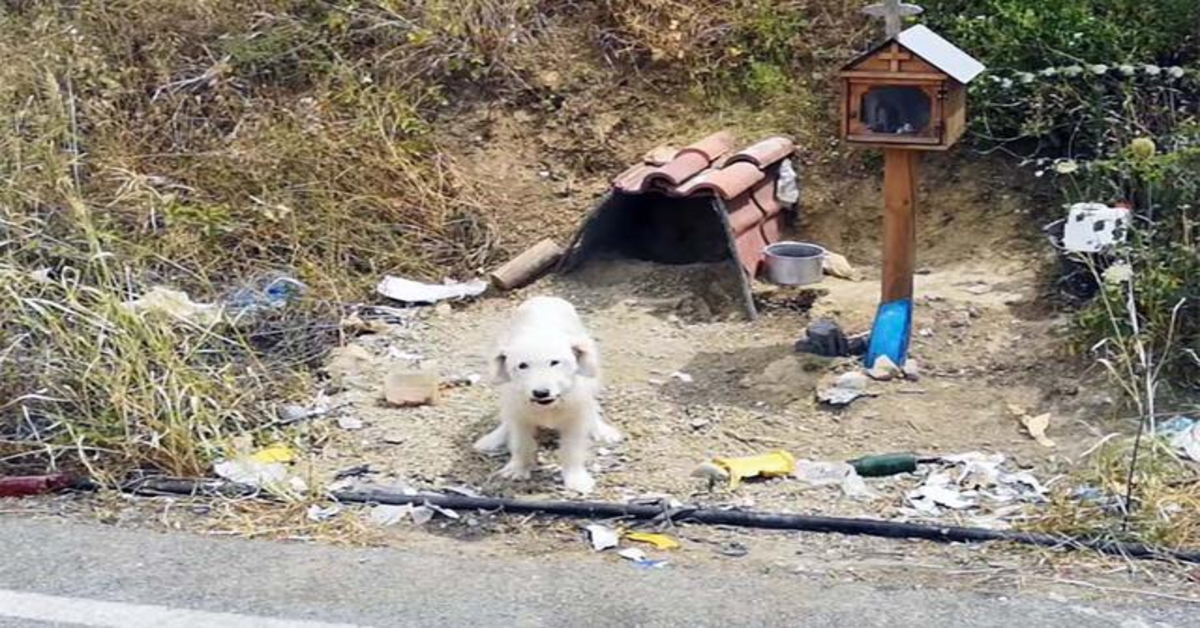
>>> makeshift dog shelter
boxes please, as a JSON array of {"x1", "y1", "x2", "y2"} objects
[{"x1": 559, "y1": 132, "x2": 799, "y2": 319}]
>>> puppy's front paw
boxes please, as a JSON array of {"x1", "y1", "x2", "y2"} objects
[
  {"x1": 562, "y1": 470, "x2": 596, "y2": 494},
  {"x1": 497, "y1": 461, "x2": 532, "y2": 481},
  {"x1": 593, "y1": 422, "x2": 623, "y2": 445}
]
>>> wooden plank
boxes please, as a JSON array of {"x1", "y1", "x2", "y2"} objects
[
  {"x1": 839, "y1": 71, "x2": 947, "y2": 82},
  {"x1": 881, "y1": 149, "x2": 918, "y2": 302},
  {"x1": 489, "y1": 238, "x2": 564, "y2": 290}
]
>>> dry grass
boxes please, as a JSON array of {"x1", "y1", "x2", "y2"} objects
[{"x1": 1032, "y1": 435, "x2": 1200, "y2": 552}]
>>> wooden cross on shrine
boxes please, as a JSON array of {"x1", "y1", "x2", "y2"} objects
[{"x1": 862, "y1": 0, "x2": 923, "y2": 38}]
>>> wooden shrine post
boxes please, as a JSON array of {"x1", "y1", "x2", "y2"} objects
[{"x1": 837, "y1": 2, "x2": 985, "y2": 367}]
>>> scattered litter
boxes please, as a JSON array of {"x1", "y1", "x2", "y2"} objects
[
  {"x1": 0, "y1": 473, "x2": 74, "y2": 498},
  {"x1": 1061, "y1": 202, "x2": 1130, "y2": 253},
  {"x1": 306, "y1": 504, "x2": 342, "y2": 522},
  {"x1": 817, "y1": 371, "x2": 875, "y2": 407},
  {"x1": 370, "y1": 504, "x2": 411, "y2": 527},
  {"x1": 376, "y1": 275, "x2": 488, "y2": 304},
  {"x1": 669, "y1": 371, "x2": 694, "y2": 384},
  {"x1": 276, "y1": 404, "x2": 323, "y2": 424},
  {"x1": 849, "y1": 452, "x2": 923, "y2": 477},
  {"x1": 124, "y1": 286, "x2": 221, "y2": 325},
  {"x1": 822, "y1": 251, "x2": 862, "y2": 281},
  {"x1": 214, "y1": 457, "x2": 287, "y2": 488},
  {"x1": 905, "y1": 452, "x2": 1048, "y2": 521},
  {"x1": 383, "y1": 368, "x2": 440, "y2": 407},
  {"x1": 617, "y1": 548, "x2": 667, "y2": 569},
  {"x1": 425, "y1": 502, "x2": 460, "y2": 520},
  {"x1": 410, "y1": 505, "x2": 435, "y2": 525},
  {"x1": 795, "y1": 319, "x2": 865, "y2": 357},
  {"x1": 226, "y1": 274, "x2": 306, "y2": 318},
  {"x1": 866, "y1": 355, "x2": 902, "y2": 381},
  {"x1": 1009, "y1": 405, "x2": 1056, "y2": 448},
  {"x1": 336, "y1": 416, "x2": 364, "y2": 431},
  {"x1": 1157, "y1": 416, "x2": 1200, "y2": 462},
  {"x1": 706, "y1": 450, "x2": 796, "y2": 489},
  {"x1": 625, "y1": 531, "x2": 680, "y2": 550},
  {"x1": 585, "y1": 524, "x2": 620, "y2": 551},
  {"x1": 794, "y1": 460, "x2": 876, "y2": 499},
  {"x1": 489, "y1": 238, "x2": 564, "y2": 291},
  {"x1": 251, "y1": 445, "x2": 295, "y2": 464}
]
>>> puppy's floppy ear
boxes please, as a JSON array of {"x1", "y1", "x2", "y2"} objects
[
  {"x1": 571, "y1": 341, "x2": 600, "y2": 379},
  {"x1": 490, "y1": 350, "x2": 510, "y2": 384}
]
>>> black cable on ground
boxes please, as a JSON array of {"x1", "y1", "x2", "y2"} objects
[{"x1": 128, "y1": 477, "x2": 1200, "y2": 564}]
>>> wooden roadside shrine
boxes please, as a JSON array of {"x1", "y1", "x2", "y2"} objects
[{"x1": 839, "y1": 1, "x2": 985, "y2": 367}]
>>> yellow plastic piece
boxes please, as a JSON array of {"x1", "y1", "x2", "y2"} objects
[
  {"x1": 711, "y1": 450, "x2": 796, "y2": 488},
  {"x1": 250, "y1": 444, "x2": 296, "y2": 464},
  {"x1": 625, "y1": 531, "x2": 681, "y2": 550}
]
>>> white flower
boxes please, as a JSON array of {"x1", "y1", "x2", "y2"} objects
[
  {"x1": 1062, "y1": 65, "x2": 1084, "y2": 77},
  {"x1": 1143, "y1": 64, "x2": 1162, "y2": 76},
  {"x1": 1000, "y1": 78, "x2": 1014, "y2": 89},
  {"x1": 1017, "y1": 72, "x2": 1035, "y2": 84},
  {"x1": 1118, "y1": 64, "x2": 1136, "y2": 76},
  {"x1": 1103, "y1": 263, "x2": 1133, "y2": 285},
  {"x1": 1034, "y1": 170, "x2": 1045, "y2": 178},
  {"x1": 1040, "y1": 67, "x2": 1058, "y2": 77},
  {"x1": 1054, "y1": 160, "x2": 1080, "y2": 174},
  {"x1": 1167, "y1": 66, "x2": 1186, "y2": 79},
  {"x1": 1090, "y1": 64, "x2": 1109, "y2": 75}
]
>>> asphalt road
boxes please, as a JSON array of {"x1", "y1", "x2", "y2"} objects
[{"x1": 0, "y1": 516, "x2": 1190, "y2": 627}]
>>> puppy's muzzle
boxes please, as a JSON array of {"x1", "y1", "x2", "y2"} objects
[{"x1": 531, "y1": 388, "x2": 556, "y2": 405}]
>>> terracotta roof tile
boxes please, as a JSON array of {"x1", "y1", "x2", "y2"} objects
[
  {"x1": 672, "y1": 161, "x2": 765, "y2": 200},
  {"x1": 727, "y1": 136, "x2": 795, "y2": 169},
  {"x1": 607, "y1": 130, "x2": 797, "y2": 277}
]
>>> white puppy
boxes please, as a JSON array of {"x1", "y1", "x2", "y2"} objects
[{"x1": 473, "y1": 296, "x2": 621, "y2": 494}]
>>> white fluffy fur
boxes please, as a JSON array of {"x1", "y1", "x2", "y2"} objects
[{"x1": 473, "y1": 296, "x2": 621, "y2": 493}]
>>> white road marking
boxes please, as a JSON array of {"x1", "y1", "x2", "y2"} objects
[{"x1": 0, "y1": 589, "x2": 366, "y2": 628}]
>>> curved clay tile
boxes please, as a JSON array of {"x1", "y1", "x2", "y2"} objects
[
  {"x1": 678, "y1": 130, "x2": 738, "y2": 162},
  {"x1": 672, "y1": 161, "x2": 765, "y2": 199},
  {"x1": 727, "y1": 136, "x2": 795, "y2": 169},
  {"x1": 612, "y1": 163, "x2": 658, "y2": 193},
  {"x1": 647, "y1": 151, "x2": 717, "y2": 188}
]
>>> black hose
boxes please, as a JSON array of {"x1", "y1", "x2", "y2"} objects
[{"x1": 128, "y1": 478, "x2": 1200, "y2": 564}]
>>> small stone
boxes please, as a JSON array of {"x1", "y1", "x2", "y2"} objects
[
  {"x1": 966, "y1": 284, "x2": 991, "y2": 295},
  {"x1": 382, "y1": 432, "x2": 406, "y2": 445},
  {"x1": 434, "y1": 302, "x2": 453, "y2": 317},
  {"x1": 325, "y1": 344, "x2": 374, "y2": 387},
  {"x1": 902, "y1": 360, "x2": 920, "y2": 381},
  {"x1": 383, "y1": 368, "x2": 440, "y2": 407},
  {"x1": 670, "y1": 371, "x2": 694, "y2": 384},
  {"x1": 917, "y1": 327, "x2": 934, "y2": 338},
  {"x1": 337, "y1": 416, "x2": 364, "y2": 430},
  {"x1": 690, "y1": 417, "x2": 710, "y2": 429}
]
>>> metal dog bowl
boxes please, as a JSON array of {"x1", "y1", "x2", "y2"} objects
[{"x1": 763, "y1": 241, "x2": 825, "y2": 286}]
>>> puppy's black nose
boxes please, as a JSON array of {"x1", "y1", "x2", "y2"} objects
[{"x1": 532, "y1": 388, "x2": 551, "y2": 399}]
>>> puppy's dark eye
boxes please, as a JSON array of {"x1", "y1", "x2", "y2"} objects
[
  {"x1": 517, "y1": 362, "x2": 529, "y2": 370},
  {"x1": 550, "y1": 360, "x2": 560, "y2": 367}
]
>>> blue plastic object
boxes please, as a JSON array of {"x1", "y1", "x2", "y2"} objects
[{"x1": 866, "y1": 298, "x2": 912, "y2": 367}]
